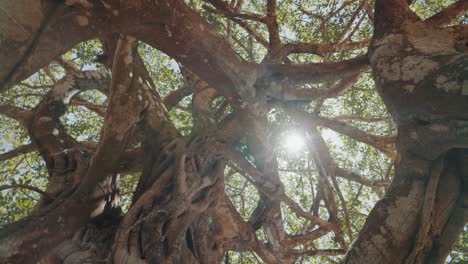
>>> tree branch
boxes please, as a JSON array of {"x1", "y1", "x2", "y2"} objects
[
  {"x1": 0, "y1": 35, "x2": 163, "y2": 264},
  {"x1": 336, "y1": 0, "x2": 368, "y2": 43},
  {"x1": 0, "y1": 1, "x2": 63, "y2": 90},
  {"x1": 163, "y1": 84, "x2": 192, "y2": 111},
  {"x1": 292, "y1": 248, "x2": 346, "y2": 257},
  {"x1": 425, "y1": 0, "x2": 468, "y2": 27},
  {"x1": 284, "y1": 40, "x2": 370, "y2": 57},
  {"x1": 286, "y1": 227, "x2": 330, "y2": 247},
  {"x1": 315, "y1": 115, "x2": 396, "y2": 157},
  {"x1": 265, "y1": 55, "x2": 369, "y2": 86},
  {"x1": 294, "y1": 111, "x2": 396, "y2": 157},
  {"x1": 0, "y1": 0, "x2": 97, "y2": 91},
  {"x1": 227, "y1": 148, "x2": 339, "y2": 232},
  {"x1": 265, "y1": 0, "x2": 282, "y2": 58},
  {"x1": 335, "y1": 167, "x2": 390, "y2": 188},
  {"x1": 0, "y1": 105, "x2": 32, "y2": 126},
  {"x1": 374, "y1": 0, "x2": 420, "y2": 37},
  {"x1": 79, "y1": 35, "x2": 147, "y2": 190},
  {"x1": 271, "y1": 70, "x2": 362, "y2": 101},
  {"x1": 70, "y1": 97, "x2": 107, "y2": 117},
  {"x1": 0, "y1": 144, "x2": 35, "y2": 162}
]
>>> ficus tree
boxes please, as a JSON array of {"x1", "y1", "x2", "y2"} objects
[{"x1": 0, "y1": 0, "x2": 466, "y2": 263}]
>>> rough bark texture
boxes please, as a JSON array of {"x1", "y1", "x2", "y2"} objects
[
  {"x1": 345, "y1": 1, "x2": 468, "y2": 263},
  {"x1": 0, "y1": 0, "x2": 466, "y2": 264}
]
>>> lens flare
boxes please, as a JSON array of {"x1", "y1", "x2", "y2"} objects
[{"x1": 284, "y1": 131, "x2": 305, "y2": 153}]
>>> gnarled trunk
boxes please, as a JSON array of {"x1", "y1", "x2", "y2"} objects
[
  {"x1": 1, "y1": 1, "x2": 466, "y2": 264},
  {"x1": 345, "y1": 1, "x2": 468, "y2": 263}
]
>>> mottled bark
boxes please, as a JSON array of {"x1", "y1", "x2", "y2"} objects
[
  {"x1": 0, "y1": 0, "x2": 466, "y2": 263},
  {"x1": 0, "y1": 35, "x2": 143, "y2": 263},
  {"x1": 345, "y1": 1, "x2": 468, "y2": 263}
]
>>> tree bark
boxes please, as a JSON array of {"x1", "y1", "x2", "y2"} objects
[
  {"x1": 345, "y1": 1, "x2": 468, "y2": 263},
  {"x1": 0, "y1": 1, "x2": 466, "y2": 263}
]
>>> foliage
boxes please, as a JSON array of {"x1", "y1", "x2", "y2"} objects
[{"x1": 0, "y1": 0, "x2": 466, "y2": 263}]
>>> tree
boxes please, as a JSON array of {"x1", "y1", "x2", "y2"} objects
[{"x1": 0, "y1": 0, "x2": 466, "y2": 263}]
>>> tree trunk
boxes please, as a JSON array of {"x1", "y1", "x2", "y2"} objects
[
  {"x1": 0, "y1": 1, "x2": 466, "y2": 263},
  {"x1": 345, "y1": 1, "x2": 468, "y2": 263}
]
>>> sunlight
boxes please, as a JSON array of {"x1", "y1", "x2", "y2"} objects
[{"x1": 283, "y1": 131, "x2": 305, "y2": 153}]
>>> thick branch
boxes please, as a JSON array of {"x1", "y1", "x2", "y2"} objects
[
  {"x1": 286, "y1": 227, "x2": 330, "y2": 247},
  {"x1": 374, "y1": 0, "x2": 420, "y2": 37},
  {"x1": 27, "y1": 69, "x2": 110, "y2": 178},
  {"x1": 0, "y1": 1, "x2": 97, "y2": 90},
  {"x1": 79, "y1": 35, "x2": 146, "y2": 191},
  {"x1": 0, "y1": 144, "x2": 35, "y2": 162},
  {"x1": 0, "y1": 105, "x2": 32, "y2": 126},
  {"x1": 2, "y1": 0, "x2": 373, "y2": 113},
  {"x1": 272, "y1": 70, "x2": 362, "y2": 101},
  {"x1": 1, "y1": 1, "x2": 250, "y2": 103},
  {"x1": 265, "y1": 55, "x2": 369, "y2": 86},
  {"x1": 425, "y1": 0, "x2": 468, "y2": 27},
  {"x1": 0, "y1": 35, "x2": 147, "y2": 264},
  {"x1": 265, "y1": 0, "x2": 282, "y2": 56},
  {"x1": 162, "y1": 84, "x2": 192, "y2": 111}
]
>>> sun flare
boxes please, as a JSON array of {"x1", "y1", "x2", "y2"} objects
[{"x1": 284, "y1": 131, "x2": 305, "y2": 153}]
